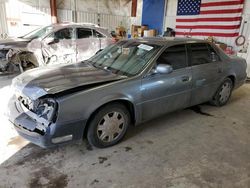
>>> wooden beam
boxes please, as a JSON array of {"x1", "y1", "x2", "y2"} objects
[
  {"x1": 50, "y1": 0, "x2": 58, "y2": 23},
  {"x1": 131, "y1": 0, "x2": 137, "y2": 17}
]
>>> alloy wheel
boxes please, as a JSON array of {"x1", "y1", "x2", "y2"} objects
[
  {"x1": 97, "y1": 111, "x2": 125, "y2": 143},
  {"x1": 219, "y1": 82, "x2": 232, "y2": 103}
]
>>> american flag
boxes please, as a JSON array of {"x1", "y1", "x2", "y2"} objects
[{"x1": 175, "y1": 0, "x2": 244, "y2": 37}]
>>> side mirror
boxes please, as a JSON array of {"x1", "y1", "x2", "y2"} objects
[{"x1": 155, "y1": 64, "x2": 173, "y2": 74}]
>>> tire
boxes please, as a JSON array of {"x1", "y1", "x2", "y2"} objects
[
  {"x1": 210, "y1": 78, "x2": 233, "y2": 106},
  {"x1": 87, "y1": 103, "x2": 130, "y2": 148}
]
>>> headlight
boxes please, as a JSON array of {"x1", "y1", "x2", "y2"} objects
[{"x1": 34, "y1": 98, "x2": 57, "y2": 121}]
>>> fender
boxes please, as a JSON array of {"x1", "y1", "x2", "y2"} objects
[{"x1": 84, "y1": 92, "x2": 140, "y2": 125}]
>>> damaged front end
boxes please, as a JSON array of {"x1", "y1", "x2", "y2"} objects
[
  {"x1": 0, "y1": 48, "x2": 38, "y2": 73},
  {"x1": 18, "y1": 95, "x2": 57, "y2": 124},
  {"x1": 0, "y1": 49, "x2": 9, "y2": 71},
  {"x1": 8, "y1": 92, "x2": 59, "y2": 147},
  {"x1": 0, "y1": 49, "x2": 15, "y2": 72},
  {"x1": 0, "y1": 42, "x2": 75, "y2": 74}
]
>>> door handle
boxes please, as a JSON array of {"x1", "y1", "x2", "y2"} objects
[{"x1": 181, "y1": 76, "x2": 190, "y2": 82}]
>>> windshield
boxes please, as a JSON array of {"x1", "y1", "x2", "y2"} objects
[
  {"x1": 20, "y1": 25, "x2": 54, "y2": 39},
  {"x1": 88, "y1": 41, "x2": 161, "y2": 76}
]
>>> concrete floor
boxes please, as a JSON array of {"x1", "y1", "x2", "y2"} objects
[{"x1": 0, "y1": 75, "x2": 250, "y2": 188}]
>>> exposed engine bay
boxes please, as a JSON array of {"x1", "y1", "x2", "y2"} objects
[{"x1": 0, "y1": 42, "x2": 76, "y2": 73}]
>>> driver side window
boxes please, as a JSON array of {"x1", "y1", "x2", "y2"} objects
[
  {"x1": 54, "y1": 28, "x2": 73, "y2": 40},
  {"x1": 157, "y1": 44, "x2": 187, "y2": 70}
]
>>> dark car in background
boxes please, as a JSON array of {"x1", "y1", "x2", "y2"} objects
[
  {"x1": 8, "y1": 37, "x2": 247, "y2": 148},
  {"x1": 0, "y1": 23, "x2": 114, "y2": 72}
]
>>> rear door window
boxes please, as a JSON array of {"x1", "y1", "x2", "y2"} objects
[
  {"x1": 207, "y1": 44, "x2": 220, "y2": 62},
  {"x1": 190, "y1": 43, "x2": 211, "y2": 66},
  {"x1": 77, "y1": 28, "x2": 92, "y2": 39},
  {"x1": 157, "y1": 44, "x2": 187, "y2": 70}
]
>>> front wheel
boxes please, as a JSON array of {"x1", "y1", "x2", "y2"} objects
[
  {"x1": 87, "y1": 103, "x2": 130, "y2": 148},
  {"x1": 210, "y1": 78, "x2": 233, "y2": 106}
]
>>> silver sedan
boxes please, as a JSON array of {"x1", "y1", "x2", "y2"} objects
[{"x1": 8, "y1": 38, "x2": 247, "y2": 148}]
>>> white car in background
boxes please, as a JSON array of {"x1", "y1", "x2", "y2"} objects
[{"x1": 0, "y1": 23, "x2": 114, "y2": 72}]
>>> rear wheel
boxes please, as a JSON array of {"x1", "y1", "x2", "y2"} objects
[
  {"x1": 87, "y1": 103, "x2": 130, "y2": 148},
  {"x1": 210, "y1": 78, "x2": 233, "y2": 106}
]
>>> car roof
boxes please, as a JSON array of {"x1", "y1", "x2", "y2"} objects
[
  {"x1": 47, "y1": 23, "x2": 110, "y2": 36},
  {"x1": 49, "y1": 22, "x2": 106, "y2": 30},
  {"x1": 122, "y1": 37, "x2": 207, "y2": 46}
]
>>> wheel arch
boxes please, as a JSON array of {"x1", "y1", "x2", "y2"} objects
[
  {"x1": 227, "y1": 75, "x2": 236, "y2": 88},
  {"x1": 83, "y1": 99, "x2": 136, "y2": 137},
  {"x1": 210, "y1": 75, "x2": 235, "y2": 106}
]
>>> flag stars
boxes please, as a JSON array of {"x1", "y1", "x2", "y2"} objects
[{"x1": 177, "y1": 0, "x2": 201, "y2": 15}]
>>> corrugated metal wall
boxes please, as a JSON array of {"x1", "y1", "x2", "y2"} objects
[
  {"x1": 57, "y1": 9, "x2": 73, "y2": 22},
  {"x1": 99, "y1": 13, "x2": 130, "y2": 31},
  {"x1": 58, "y1": 9, "x2": 132, "y2": 32},
  {"x1": 77, "y1": 11, "x2": 98, "y2": 25},
  {"x1": 0, "y1": 2, "x2": 8, "y2": 39},
  {"x1": 3, "y1": 0, "x2": 51, "y2": 37},
  {"x1": 0, "y1": 0, "x2": 141, "y2": 37},
  {"x1": 20, "y1": 6, "x2": 51, "y2": 35}
]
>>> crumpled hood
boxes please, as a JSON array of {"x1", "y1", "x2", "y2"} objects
[
  {"x1": 0, "y1": 38, "x2": 31, "y2": 49},
  {"x1": 12, "y1": 62, "x2": 126, "y2": 100}
]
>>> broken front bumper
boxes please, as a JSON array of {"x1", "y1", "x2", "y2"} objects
[{"x1": 8, "y1": 96, "x2": 87, "y2": 148}]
